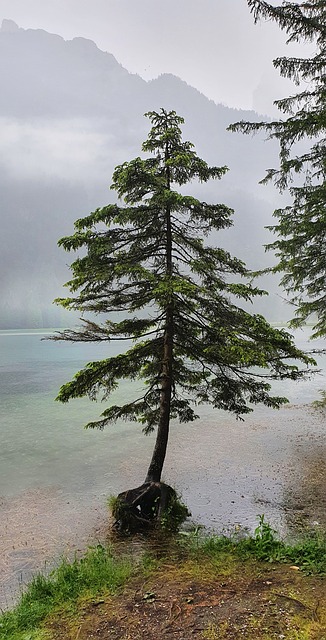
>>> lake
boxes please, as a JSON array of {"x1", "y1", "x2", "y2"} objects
[{"x1": 0, "y1": 328, "x2": 325, "y2": 607}]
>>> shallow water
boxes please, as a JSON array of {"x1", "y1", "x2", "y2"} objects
[{"x1": 0, "y1": 328, "x2": 325, "y2": 607}]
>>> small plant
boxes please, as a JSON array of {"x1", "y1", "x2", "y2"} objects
[
  {"x1": 179, "y1": 524, "x2": 204, "y2": 549},
  {"x1": 108, "y1": 494, "x2": 126, "y2": 522},
  {"x1": 312, "y1": 389, "x2": 326, "y2": 410},
  {"x1": 251, "y1": 514, "x2": 283, "y2": 560},
  {"x1": 107, "y1": 494, "x2": 119, "y2": 514},
  {"x1": 228, "y1": 514, "x2": 284, "y2": 563},
  {"x1": 160, "y1": 493, "x2": 190, "y2": 533}
]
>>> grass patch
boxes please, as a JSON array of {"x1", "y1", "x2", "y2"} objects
[
  {"x1": 1, "y1": 516, "x2": 326, "y2": 639},
  {"x1": 0, "y1": 544, "x2": 132, "y2": 640},
  {"x1": 181, "y1": 515, "x2": 326, "y2": 576}
]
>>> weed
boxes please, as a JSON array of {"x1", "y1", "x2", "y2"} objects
[
  {"x1": 240, "y1": 514, "x2": 284, "y2": 561},
  {"x1": 107, "y1": 494, "x2": 124, "y2": 521},
  {"x1": 107, "y1": 493, "x2": 118, "y2": 513}
]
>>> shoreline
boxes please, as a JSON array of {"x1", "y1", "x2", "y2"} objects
[{"x1": 1, "y1": 403, "x2": 325, "y2": 609}]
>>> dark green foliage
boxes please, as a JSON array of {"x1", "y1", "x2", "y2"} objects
[
  {"x1": 54, "y1": 108, "x2": 315, "y2": 483},
  {"x1": 230, "y1": 1, "x2": 326, "y2": 338},
  {"x1": 158, "y1": 493, "x2": 190, "y2": 533}
]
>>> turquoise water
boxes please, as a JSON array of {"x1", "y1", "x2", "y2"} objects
[
  {"x1": 0, "y1": 327, "x2": 325, "y2": 495},
  {"x1": 0, "y1": 328, "x2": 325, "y2": 606},
  {"x1": 0, "y1": 327, "x2": 325, "y2": 498},
  {"x1": 0, "y1": 330, "x2": 143, "y2": 496}
]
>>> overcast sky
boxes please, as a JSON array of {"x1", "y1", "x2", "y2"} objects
[{"x1": 0, "y1": 0, "x2": 310, "y2": 114}]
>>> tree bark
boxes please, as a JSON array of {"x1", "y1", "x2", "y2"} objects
[{"x1": 145, "y1": 306, "x2": 173, "y2": 482}]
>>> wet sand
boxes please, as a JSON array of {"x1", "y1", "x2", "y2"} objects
[{"x1": 1, "y1": 404, "x2": 325, "y2": 609}]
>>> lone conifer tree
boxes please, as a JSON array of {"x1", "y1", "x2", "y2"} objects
[
  {"x1": 55, "y1": 109, "x2": 314, "y2": 530},
  {"x1": 230, "y1": 0, "x2": 325, "y2": 338}
]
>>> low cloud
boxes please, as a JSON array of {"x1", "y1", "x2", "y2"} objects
[{"x1": 0, "y1": 117, "x2": 116, "y2": 183}]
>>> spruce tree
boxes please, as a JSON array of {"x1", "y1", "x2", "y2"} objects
[
  {"x1": 230, "y1": 0, "x2": 326, "y2": 338},
  {"x1": 54, "y1": 109, "x2": 314, "y2": 530}
]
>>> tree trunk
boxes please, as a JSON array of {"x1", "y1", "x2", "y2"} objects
[
  {"x1": 145, "y1": 305, "x2": 173, "y2": 482},
  {"x1": 111, "y1": 128, "x2": 178, "y2": 533},
  {"x1": 146, "y1": 146, "x2": 173, "y2": 483}
]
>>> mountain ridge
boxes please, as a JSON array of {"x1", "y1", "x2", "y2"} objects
[{"x1": 0, "y1": 20, "x2": 284, "y2": 328}]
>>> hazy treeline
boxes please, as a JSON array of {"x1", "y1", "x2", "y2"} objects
[{"x1": 0, "y1": 20, "x2": 286, "y2": 328}]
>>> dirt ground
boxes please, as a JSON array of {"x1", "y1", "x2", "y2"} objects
[{"x1": 47, "y1": 559, "x2": 326, "y2": 640}]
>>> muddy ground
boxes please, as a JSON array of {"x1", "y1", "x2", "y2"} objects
[{"x1": 46, "y1": 555, "x2": 326, "y2": 640}]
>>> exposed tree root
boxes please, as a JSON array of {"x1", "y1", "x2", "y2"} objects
[{"x1": 111, "y1": 482, "x2": 179, "y2": 533}]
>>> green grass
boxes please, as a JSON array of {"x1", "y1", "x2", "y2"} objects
[
  {"x1": 1, "y1": 517, "x2": 325, "y2": 640},
  {"x1": 182, "y1": 515, "x2": 326, "y2": 575},
  {"x1": 0, "y1": 544, "x2": 132, "y2": 640}
]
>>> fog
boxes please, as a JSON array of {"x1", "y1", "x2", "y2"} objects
[
  {"x1": 0, "y1": 18, "x2": 296, "y2": 328},
  {"x1": 0, "y1": 0, "x2": 309, "y2": 114},
  {"x1": 0, "y1": 118, "x2": 115, "y2": 182}
]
